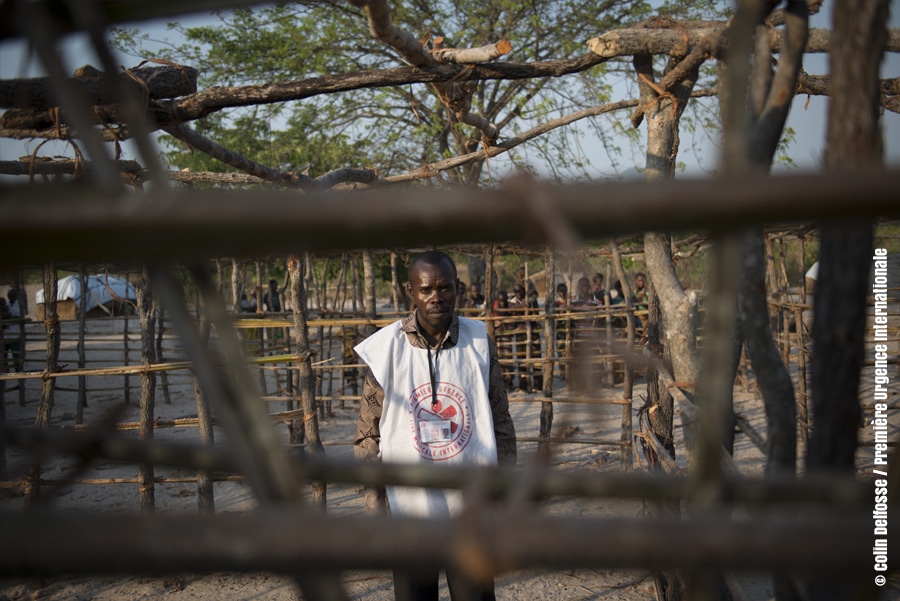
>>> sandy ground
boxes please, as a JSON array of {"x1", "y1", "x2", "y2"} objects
[{"x1": 0, "y1": 314, "x2": 896, "y2": 601}]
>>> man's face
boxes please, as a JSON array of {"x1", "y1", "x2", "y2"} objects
[
  {"x1": 469, "y1": 285, "x2": 481, "y2": 300},
  {"x1": 407, "y1": 261, "x2": 457, "y2": 337},
  {"x1": 635, "y1": 275, "x2": 646, "y2": 290}
]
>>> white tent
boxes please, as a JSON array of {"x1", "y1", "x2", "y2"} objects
[{"x1": 35, "y1": 274, "x2": 136, "y2": 313}]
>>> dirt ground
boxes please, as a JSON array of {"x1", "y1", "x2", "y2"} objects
[{"x1": 0, "y1": 313, "x2": 896, "y2": 600}]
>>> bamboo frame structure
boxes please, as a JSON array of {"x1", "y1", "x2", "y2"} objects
[{"x1": 2, "y1": 1, "x2": 900, "y2": 598}]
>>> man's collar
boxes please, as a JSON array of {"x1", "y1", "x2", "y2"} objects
[{"x1": 402, "y1": 309, "x2": 459, "y2": 348}]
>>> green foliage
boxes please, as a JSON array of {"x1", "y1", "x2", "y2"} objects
[
  {"x1": 774, "y1": 126, "x2": 799, "y2": 170},
  {"x1": 873, "y1": 221, "x2": 900, "y2": 255},
  {"x1": 112, "y1": 0, "x2": 721, "y2": 184}
]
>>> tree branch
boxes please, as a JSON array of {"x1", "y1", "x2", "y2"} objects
[
  {"x1": 161, "y1": 124, "x2": 376, "y2": 190},
  {"x1": 0, "y1": 65, "x2": 198, "y2": 110},
  {"x1": 748, "y1": 0, "x2": 809, "y2": 166},
  {"x1": 347, "y1": 0, "x2": 503, "y2": 144}
]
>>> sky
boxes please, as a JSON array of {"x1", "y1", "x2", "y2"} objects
[{"x1": 0, "y1": 3, "x2": 898, "y2": 179}]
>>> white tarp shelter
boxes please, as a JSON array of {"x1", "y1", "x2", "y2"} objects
[{"x1": 35, "y1": 274, "x2": 136, "y2": 313}]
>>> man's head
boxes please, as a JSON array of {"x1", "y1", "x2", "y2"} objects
[
  {"x1": 634, "y1": 273, "x2": 646, "y2": 291},
  {"x1": 496, "y1": 290, "x2": 509, "y2": 309},
  {"x1": 457, "y1": 280, "x2": 467, "y2": 298},
  {"x1": 556, "y1": 282, "x2": 568, "y2": 299},
  {"x1": 407, "y1": 251, "x2": 458, "y2": 339},
  {"x1": 468, "y1": 282, "x2": 482, "y2": 300},
  {"x1": 7, "y1": 289, "x2": 17, "y2": 303},
  {"x1": 513, "y1": 284, "x2": 526, "y2": 300},
  {"x1": 576, "y1": 277, "x2": 591, "y2": 300},
  {"x1": 592, "y1": 273, "x2": 604, "y2": 289},
  {"x1": 268, "y1": 279, "x2": 278, "y2": 290}
]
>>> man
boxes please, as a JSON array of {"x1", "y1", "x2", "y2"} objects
[
  {"x1": 3, "y1": 289, "x2": 22, "y2": 372},
  {"x1": 455, "y1": 280, "x2": 474, "y2": 313},
  {"x1": 467, "y1": 282, "x2": 485, "y2": 309},
  {"x1": 354, "y1": 250, "x2": 516, "y2": 601},
  {"x1": 6, "y1": 289, "x2": 20, "y2": 318},
  {"x1": 632, "y1": 272, "x2": 648, "y2": 311},
  {"x1": 263, "y1": 279, "x2": 282, "y2": 312},
  {"x1": 572, "y1": 276, "x2": 594, "y2": 307},
  {"x1": 590, "y1": 273, "x2": 606, "y2": 305}
]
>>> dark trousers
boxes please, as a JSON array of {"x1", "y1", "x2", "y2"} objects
[{"x1": 393, "y1": 569, "x2": 496, "y2": 601}]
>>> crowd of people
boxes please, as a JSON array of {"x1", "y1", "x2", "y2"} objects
[{"x1": 452, "y1": 270, "x2": 649, "y2": 392}]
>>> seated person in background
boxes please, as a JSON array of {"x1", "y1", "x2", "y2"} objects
[
  {"x1": 263, "y1": 279, "x2": 284, "y2": 313},
  {"x1": 468, "y1": 283, "x2": 486, "y2": 309},
  {"x1": 456, "y1": 280, "x2": 474, "y2": 313},
  {"x1": 493, "y1": 290, "x2": 515, "y2": 389},
  {"x1": 590, "y1": 273, "x2": 606, "y2": 305},
  {"x1": 609, "y1": 280, "x2": 627, "y2": 327},
  {"x1": 632, "y1": 272, "x2": 649, "y2": 329},
  {"x1": 238, "y1": 292, "x2": 257, "y2": 313},
  {"x1": 6, "y1": 289, "x2": 20, "y2": 318},
  {"x1": 632, "y1": 272, "x2": 649, "y2": 311},
  {"x1": 510, "y1": 283, "x2": 542, "y2": 392},
  {"x1": 554, "y1": 282, "x2": 568, "y2": 309},
  {"x1": 571, "y1": 276, "x2": 595, "y2": 308}
]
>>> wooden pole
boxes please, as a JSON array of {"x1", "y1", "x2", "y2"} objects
[
  {"x1": 156, "y1": 306, "x2": 172, "y2": 404},
  {"x1": 390, "y1": 251, "x2": 401, "y2": 314},
  {"x1": 539, "y1": 246, "x2": 555, "y2": 459},
  {"x1": 231, "y1": 258, "x2": 241, "y2": 312},
  {"x1": 484, "y1": 244, "x2": 495, "y2": 339},
  {"x1": 362, "y1": 250, "x2": 377, "y2": 333},
  {"x1": 28, "y1": 263, "x2": 59, "y2": 505},
  {"x1": 609, "y1": 241, "x2": 634, "y2": 472},
  {"x1": 13, "y1": 271, "x2": 26, "y2": 407},
  {"x1": 605, "y1": 262, "x2": 614, "y2": 386},
  {"x1": 795, "y1": 306, "x2": 809, "y2": 447},
  {"x1": 188, "y1": 280, "x2": 216, "y2": 515},
  {"x1": 136, "y1": 267, "x2": 156, "y2": 513},
  {"x1": 0, "y1": 295, "x2": 6, "y2": 480},
  {"x1": 289, "y1": 254, "x2": 326, "y2": 508},
  {"x1": 122, "y1": 271, "x2": 131, "y2": 406},
  {"x1": 76, "y1": 266, "x2": 88, "y2": 424}
]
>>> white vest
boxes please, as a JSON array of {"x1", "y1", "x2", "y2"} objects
[{"x1": 354, "y1": 317, "x2": 498, "y2": 517}]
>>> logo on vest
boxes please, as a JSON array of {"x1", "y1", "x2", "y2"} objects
[{"x1": 408, "y1": 382, "x2": 473, "y2": 461}]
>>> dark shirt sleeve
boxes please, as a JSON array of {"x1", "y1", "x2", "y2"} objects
[
  {"x1": 354, "y1": 367, "x2": 387, "y2": 514},
  {"x1": 487, "y1": 336, "x2": 517, "y2": 466}
]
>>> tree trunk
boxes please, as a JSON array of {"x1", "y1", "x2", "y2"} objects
[
  {"x1": 644, "y1": 277, "x2": 675, "y2": 463},
  {"x1": 738, "y1": 228, "x2": 796, "y2": 476},
  {"x1": 805, "y1": 3, "x2": 888, "y2": 599},
  {"x1": 635, "y1": 51, "x2": 702, "y2": 466},
  {"x1": 633, "y1": 50, "x2": 698, "y2": 601}
]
